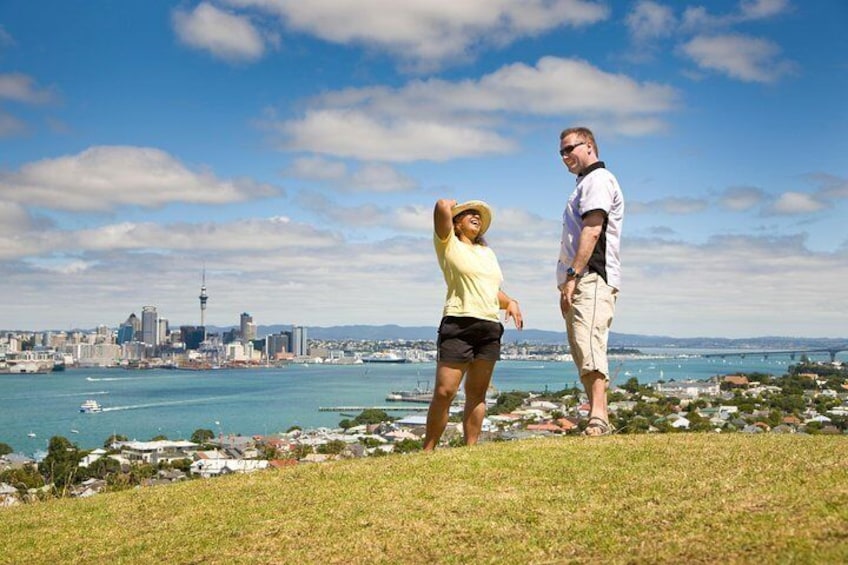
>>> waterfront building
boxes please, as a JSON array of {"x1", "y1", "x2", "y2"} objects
[
  {"x1": 265, "y1": 333, "x2": 289, "y2": 360},
  {"x1": 292, "y1": 325, "x2": 308, "y2": 357},
  {"x1": 141, "y1": 306, "x2": 159, "y2": 347},
  {"x1": 158, "y1": 318, "x2": 169, "y2": 345},
  {"x1": 180, "y1": 326, "x2": 205, "y2": 351},
  {"x1": 67, "y1": 343, "x2": 121, "y2": 367},
  {"x1": 116, "y1": 440, "x2": 198, "y2": 465},
  {"x1": 240, "y1": 312, "x2": 257, "y2": 343}
]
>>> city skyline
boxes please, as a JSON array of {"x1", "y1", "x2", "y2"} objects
[{"x1": 1, "y1": 1, "x2": 846, "y2": 338}]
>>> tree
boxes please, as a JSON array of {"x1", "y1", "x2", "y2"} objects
[
  {"x1": 291, "y1": 444, "x2": 313, "y2": 460},
  {"x1": 82, "y1": 456, "x2": 122, "y2": 480},
  {"x1": 39, "y1": 436, "x2": 82, "y2": 493},
  {"x1": 191, "y1": 429, "x2": 215, "y2": 444},
  {"x1": 104, "y1": 434, "x2": 128, "y2": 449},
  {"x1": 353, "y1": 409, "x2": 394, "y2": 425},
  {"x1": 316, "y1": 440, "x2": 346, "y2": 455},
  {"x1": 488, "y1": 391, "x2": 529, "y2": 415},
  {"x1": 149, "y1": 434, "x2": 168, "y2": 441},
  {"x1": 393, "y1": 438, "x2": 422, "y2": 454},
  {"x1": 0, "y1": 465, "x2": 45, "y2": 492},
  {"x1": 622, "y1": 377, "x2": 641, "y2": 393},
  {"x1": 0, "y1": 441, "x2": 13, "y2": 456}
]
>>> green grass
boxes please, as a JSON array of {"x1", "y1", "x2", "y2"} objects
[{"x1": 2, "y1": 435, "x2": 846, "y2": 564}]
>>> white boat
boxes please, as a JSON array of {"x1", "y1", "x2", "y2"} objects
[
  {"x1": 80, "y1": 399, "x2": 103, "y2": 413},
  {"x1": 27, "y1": 431, "x2": 36, "y2": 438}
]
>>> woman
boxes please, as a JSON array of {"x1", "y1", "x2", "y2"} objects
[{"x1": 422, "y1": 198, "x2": 523, "y2": 451}]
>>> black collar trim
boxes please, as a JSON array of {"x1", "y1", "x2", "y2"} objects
[{"x1": 578, "y1": 161, "x2": 606, "y2": 178}]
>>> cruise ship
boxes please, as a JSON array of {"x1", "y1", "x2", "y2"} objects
[{"x1": 80, "y1": 399, "x2": 103, "y2": 413}]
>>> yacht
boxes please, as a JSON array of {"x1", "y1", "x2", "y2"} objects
[{"x1": 80, "y1": 399, "x2": 103, "y2": 413}]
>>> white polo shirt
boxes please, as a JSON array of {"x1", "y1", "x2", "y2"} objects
[{"x1": 557, "y1": 162, "x2": 624, "y2": 290}]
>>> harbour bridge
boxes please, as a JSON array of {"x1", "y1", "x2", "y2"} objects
[{"x1": 701, "y1": 345, "x2": 848, "y2": 363}]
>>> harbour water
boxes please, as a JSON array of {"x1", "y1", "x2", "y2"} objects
[{"x1": 0, "y1": 350, "x2": 829, "y2": 454}]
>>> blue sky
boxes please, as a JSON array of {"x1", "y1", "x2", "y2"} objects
[{"x1": 1, "y1": 0, "x2": 846, "y2": 338}]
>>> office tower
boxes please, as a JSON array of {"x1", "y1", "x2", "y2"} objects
[
  {"x1": 158, "y1": 318, "x2": 169, "y2": 345},
  {"x1": 180, "y1": 326, "x2": 204, "y2": 351},
  {"x1": 240, "y1": 312, "x2": 256, "y2": 342},
  {"x1": 265, "y1": 333, "x2": 289, "y2": 359},
  {"x1": 291, "y1": 325, "x2": 307, "y2": 357},
  {"x1": 199, "y1": 268, "x2": 208, "y2": 340},
  {"x1": 117, "y1": 314, "x2": 137, "y2": 345},
  {"x1": 141, "y1": 306, "x2": 159, "y2": 346}
]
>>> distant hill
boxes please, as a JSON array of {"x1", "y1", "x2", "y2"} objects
[{"x1": 222, "y1": 324, "x2": 847, "y2": 350}]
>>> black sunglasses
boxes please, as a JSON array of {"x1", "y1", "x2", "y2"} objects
[{"x1": 559, "y1": 142, "x2": 586, "y2": 156}]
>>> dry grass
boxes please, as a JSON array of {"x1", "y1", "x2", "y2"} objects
[{"x1": 2, "y1": 434, "x2": 846, "y2": 564}]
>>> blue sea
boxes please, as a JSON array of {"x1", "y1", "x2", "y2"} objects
[{"x1": 0, "y1": 350, "x2": 828, "y2": 455}]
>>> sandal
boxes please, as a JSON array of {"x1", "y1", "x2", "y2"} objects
[{"x1": 583, "y1": 416, "x2": 612, "y2": 437}]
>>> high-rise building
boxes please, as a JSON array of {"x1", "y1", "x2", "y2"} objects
[
  {"x1": 240, "y1": 312, "x2": 256, "y2": 343},
  {"x1": 116, "y1": 314, "x2": 136, "y2": 345},
  {"x1": 158, "y1": 318, "x2": 169, "y2": 345},
  {"x1": 180, "y1": 326, "x2": 205, "y2": 351},
  {"x1": 265, "y1": 333, "x2": 289, "y2": 359},
  {"x1": 141, "y1": 306, "x2": 159, "y2": 346},
  {"x1": 199, "y1": 269, "x2": 208, "y2": 340},
  {"x1": 291, "y1": 325, "x2": 308, "y2": 357}
]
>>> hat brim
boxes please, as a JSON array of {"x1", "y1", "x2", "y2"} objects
[{"x1": 451, "y1": 200, "x2": 492, "y2": 236}]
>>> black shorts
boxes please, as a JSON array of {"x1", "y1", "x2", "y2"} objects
[{"x1": 437, "y1": 316, "x2": 504, "y2": 363}]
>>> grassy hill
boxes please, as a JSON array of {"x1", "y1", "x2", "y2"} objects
[{"x1": 2, "y1": 435, "x2": 846, "y2": 564}]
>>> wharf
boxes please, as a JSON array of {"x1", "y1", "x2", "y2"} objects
[{"x1": 319, "y1": 405, "x2": 429, "y2": 412}]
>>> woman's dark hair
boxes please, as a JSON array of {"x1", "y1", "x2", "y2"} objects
[{"x1": 453, "y1": 210, "x2": 487, "y2": 246}]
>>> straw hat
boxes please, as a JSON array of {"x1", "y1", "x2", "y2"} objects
[{"x1": 451, "y1": 200, "x2": 493, "y2": 236}]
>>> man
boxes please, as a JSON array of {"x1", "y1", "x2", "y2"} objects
[{"x1": 557, "y1": 126, "x2": 624, "y2": 436}]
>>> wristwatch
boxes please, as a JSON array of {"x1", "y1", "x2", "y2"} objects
[{"x1": 566, "y1": 266, "x2": 581, "y2": 279}]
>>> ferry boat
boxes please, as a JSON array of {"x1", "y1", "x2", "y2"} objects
[
  {"x1": 386, "y1": 381, "x2": 432, "y2": 402},
  {"x1": 80, "y1": 399, "x2": 103, "y2": 413},
  {"x1": 361, "y1": 353, "x2": 410, "y2": 364}
]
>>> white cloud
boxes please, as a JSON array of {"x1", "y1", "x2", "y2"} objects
[
  {"x1": 0, "y1": 72, "x2": 56, "y2": 104},
  {"x1": 739, "y1": 0, "x2": 791, "y2": 20},
  {"x1": 809, "y1": 173, "x2": 848, "y2": 200},
  {"x1": 224, "y1": 0, "x2": 609, "y2": 69},
  {"x1": 629, "y1": 197, "x2": 708, "y2": 215},
  {"x1": 288, "y1": 157, "x2": 349, "y2": 182},
  {"x1": 718, "y1": 186, "x2": 767, "y2": 211},
  {"x1": 626, "y1": 1, "x2": 676, "y2": 42},
  {"x1": 275, "y1": 57, "x2": 678, "y2": 161},
  {"x1": 682, "y1": 33, "x2": 793, "y2": 83},
  {"x1": 682, "y1": 0, "x2": 791, "y2": 30},
  {"x1": 281, "y1": 109, "x2": 515, "y2": 162},
  {"x1": 0, "y1": 146, "x2": 279, "y2": 212},
  {"x1": 0, "y1": 201, "x2": 34, "y2": 235},
  {"x1": 0, "y1": 111, "x2": 26, "y2": 137},
  {"x1": 350, "y1": 164, "x2": 417, "y2": 192},
  {"x1": 618, "y1": 233, "x2": 848, "y2": 337},
  {"x1": 288, "y1": 157, "x2": 417, "y2": 192},
  {"x1": 768, "y1": 192, "x2": 826, "y2": 215},
  {"x1": 3, "y1": 216, "x2": 845, "y2": 338},
  {"x1": 173, "y1": 2, "x2": 267, "y2": 63}
]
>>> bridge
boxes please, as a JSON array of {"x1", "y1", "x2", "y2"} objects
[{"x1": 701, "y1": 346, "x2": 848, "y2": 363}]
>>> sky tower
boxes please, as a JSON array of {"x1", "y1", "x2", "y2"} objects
[{"x1": 199, "y1": 268, "x2": 208, "y2": 339}]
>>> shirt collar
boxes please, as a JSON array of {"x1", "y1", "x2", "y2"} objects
[{"x1": 577, "y1": 161, "x2": 605, "y2": 179}]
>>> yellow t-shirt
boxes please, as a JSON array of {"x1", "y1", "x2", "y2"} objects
[{"x1": 434, "y1": 231, "x2": 503, "y2": 322}]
